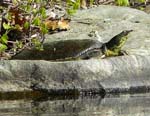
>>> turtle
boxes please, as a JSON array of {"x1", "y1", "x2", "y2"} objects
[
  {"x1": 11, "y1": 30, "x2": 133, "y2": 61},
  {"x1": 75, "y1": 30, "x2": 133, "y2": 59}
]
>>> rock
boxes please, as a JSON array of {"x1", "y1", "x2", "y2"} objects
[
  {"x1": 1, "y1": 55, "x2": 150, "y2": 94},
  {"x1": 1, "y1": 5, "x2": 150, "y2": 95}
]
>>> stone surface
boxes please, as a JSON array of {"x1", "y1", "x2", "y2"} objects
[
  {"x1": 1, "y1": 5, "x2": 150, "y2": 94},
  {"x1": 1, "y1": 55, "x2": 150, "y2": 94}
]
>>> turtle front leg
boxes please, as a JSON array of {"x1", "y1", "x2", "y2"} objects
[
  {"x1": 101, "y1": 44, "x2": 107, "y2": 59},
  {"x1": 119, "y1": 50, "x2": 128, "y2": 55}
]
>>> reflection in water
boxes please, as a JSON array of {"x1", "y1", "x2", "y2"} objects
[{"x1": 0, "y1": 93, "x2": 150, "y2": 116}]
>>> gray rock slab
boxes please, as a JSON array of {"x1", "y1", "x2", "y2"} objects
[
  {"x1": 1, "y1": 55, "x2": 150, "y2": 94},
  {"x1": 1, "y1": 5, "x2": 150, "y2": 94}
]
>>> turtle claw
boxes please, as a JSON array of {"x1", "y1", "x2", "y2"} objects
[
  {"x1": 100, "y1": 54, "x2": 106, "y2": 59},
  {"x1": 120, "y1": 50, "x2": 128, "y2": 55}
]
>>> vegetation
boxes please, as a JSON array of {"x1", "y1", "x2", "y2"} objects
[
  {"x1": 116, "y1": 0, "x2": 146, "y2": 6},
  {"x1": 0, "y1": 0, "x2": 75, "y2": 59},
  {"x1": 0, "y1": 0, "x2": 48, "y2": 58}
]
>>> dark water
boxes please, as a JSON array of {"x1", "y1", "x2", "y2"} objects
[{"x1": 0, "y1": 93, "x2": 150, "y2": 116}]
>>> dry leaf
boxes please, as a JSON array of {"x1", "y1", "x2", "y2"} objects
[
  {"x1": 44, "y1": 17, "x2": 70, "y2": 31},
  {"x1": 9, "y1": 7, "x2": 26, "y2": 27}
]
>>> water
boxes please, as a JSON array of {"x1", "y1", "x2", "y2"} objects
[{"x1": 0, "y1": 93, "x2": 150, "y2": 116}]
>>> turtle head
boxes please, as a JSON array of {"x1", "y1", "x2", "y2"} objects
[{"x1": 122, "y1": 30, "x2": 133, "y2": 35}]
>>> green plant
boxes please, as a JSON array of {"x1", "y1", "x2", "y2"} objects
[
  {"x1": 115, "y1": 0, "x2": 130, "y2": 6},
  {"x1": 0, "y1": 0, "x2": 50, "y2": 58},
  {"x1": 67, "y1": 0, "x2": 80, "y2": 15},
  {"x1": 115, "y1": 0, "x2": 146, "y2": 6},
  {"x1": 66, "y1": 0, "x2": 95, "y2": 14}
]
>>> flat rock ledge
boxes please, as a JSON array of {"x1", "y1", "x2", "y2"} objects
[
  {"x1": 1, "y1": 5, "x2": 150, "y2": 96},
  {"x1": 0, "y1": 55, "x2": 150, "y2": 96}
]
